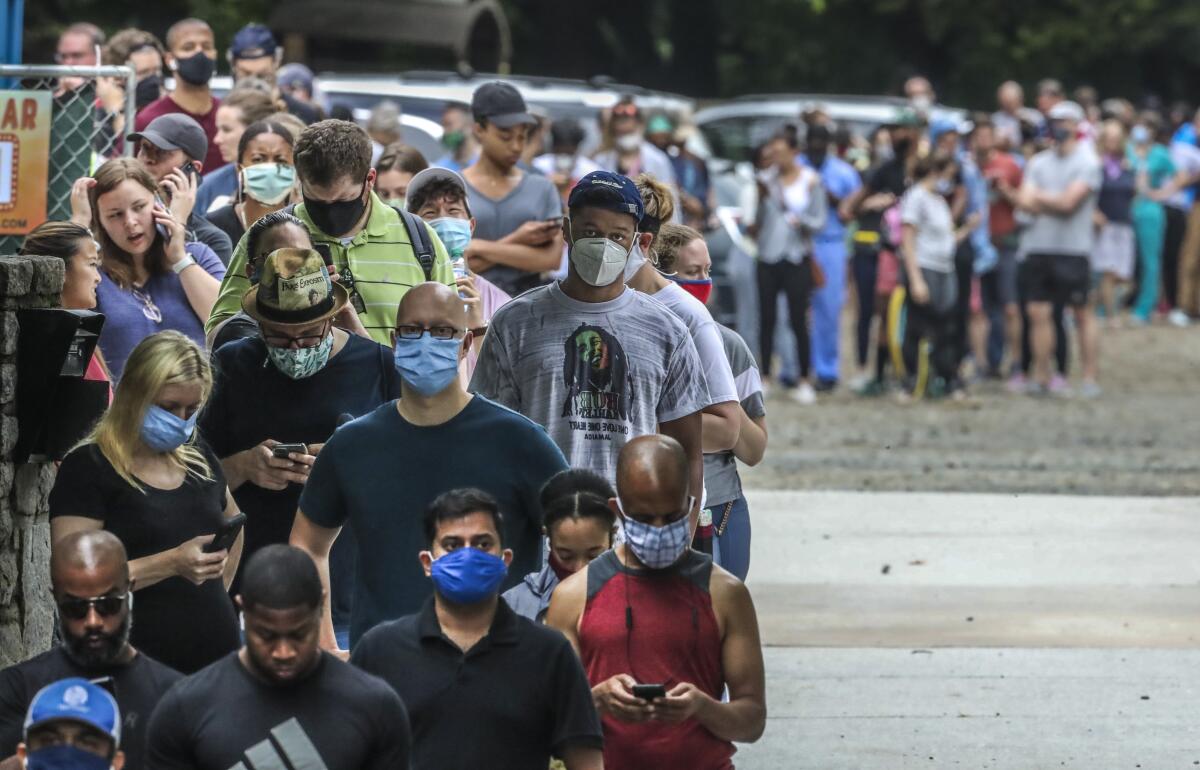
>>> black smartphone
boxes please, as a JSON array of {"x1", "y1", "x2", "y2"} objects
[
  {"x1": 181, "y1": 161, "x2": 198, "y2": 181},
  {"x1": 203, "y1": 513, "x2": 247, "y2": 554},
  {"x1": 272, "y1": 442, "x2": 308, "y2": 459},
  {"x1": 313, "y1": 243, "x2": 334, "y2": 271},
  {"x1": 632, "y1": 683, "x2": 666, "y2": 701},
  {"x1": 152, "y1": 195, "x2": 171, "y2": 242}
]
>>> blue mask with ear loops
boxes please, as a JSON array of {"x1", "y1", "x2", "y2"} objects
[{"x1": 429, "y1": 547, "x2": 508, "y2": 604}]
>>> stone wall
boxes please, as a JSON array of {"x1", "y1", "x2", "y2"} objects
[{"x1": 0, "y1": 255, "x2": 65, "y2": 667}]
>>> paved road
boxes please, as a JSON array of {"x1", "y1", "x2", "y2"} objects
[{"x1": 736, "y1": 491, "x2": 1200, "y2": 769}]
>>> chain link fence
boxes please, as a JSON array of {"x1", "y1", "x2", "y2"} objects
[{"x1": 0, "y1": 64, "x2": 136, "y2": 255}]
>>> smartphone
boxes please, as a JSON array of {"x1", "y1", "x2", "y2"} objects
[
  {"x1": 152, "y1": 195, "x2": 171, "y2": 242},
  {"x1": 181, "y1": 161, "x2": 198, "y2": 182},
  {"x1": 313, "y1": 243, "x2": 334, "y2": 271},
  {"x1": 203, "y1": 513, "x2": 247, "y2": 554},
  {"x1": 272, "y1": 442, "x2": 308, "y2": 459},
  {"x1": 632, "y1": 683, "x2": 666, "y2": 701}
]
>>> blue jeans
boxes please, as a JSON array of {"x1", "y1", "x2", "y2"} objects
[
  {"x1": 712, "y1": 494, "x2": 752, "y2": 581},
  {"x1": 810, "y1": 237, "x2": 848, "y2": 382}
]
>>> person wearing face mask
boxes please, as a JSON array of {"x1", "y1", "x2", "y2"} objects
[
  {"x1": 548, "y1": 434, "x2": 766, "y2": 770},
  {"x1": 194, "y1": 88, "x2": 279, "y2": 216},
  {"x1": 103, "y1": 29, "x2": 166, "y2": 117},
  {"x1": 471, "y1": 171, "x2": 708, "y2": 507},
  {"x1": 50, "y1": 332, "x2": 243, "y2": 674},
  {"x1": 351, "y1": 489, "x2": 603, "y2": 770},
  {"x1": 655, "y1": 224, "x2": 768, "y2": 582},
  {"x1": 290, "y1": 282, "x2": 567, "y2": 655},
  {"x1": 432, "y1": 102, "x2": 478, "y2": 173},
  {"x1": 200, "y1": 248, "x2": 399, "y2": 641},
  {"x1": 594, "y1": 98, "x2": 677, "y2": 191},
  {"x1": 1127, "y1": 115, "x2": 1175, "y2": 325},
  {"x1": 533, "y1": 120, "x2": 602, "y2": 207},
  {"x1": 15, "y1": 679, "x2": 124, "y2": 770},
  {"x1": 405, "y1": 167, "x2": 512, "y2": 381},
  {"x1": 134, "y1": 18, "x2": 224, "y2": 175},
  {"x1": 1017, "y1": 100, "x2": 1103, "y2": 397},
  {"x1": 374, "y1": 143, "x2": 428, "y2": 208},
  {"x1": 0, "y1": 532, "x2": 181, "y2": 770},
  {"x1": 502, "y1": 469, "x2": 617, "y2": 623},
  {"x1": 207, "y1": 119, "x2": 457, "y2": 346},
  {"x1": 227, "y1": 24, "x2": 320, "y2": 126},
  {"x1": 206, "y1": 120, "x2": 297, "y2": 246}
]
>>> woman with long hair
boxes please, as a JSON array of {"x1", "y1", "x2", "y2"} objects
[
  {"x1": 374, "y1": 143, "x2": 429, "y2": 206},
  {"x1": 90, "y1": 158, "x2": 225, "y2": 380},
  {"x1": 1092, "y1": 120, "x2": 1137, "y2": 325},
  {"x1": 49, "y1": 331, "x2": 243, "y2": 674},
  {"x1": 206, "y1": 119, "x2": 297, "y2": 246}
]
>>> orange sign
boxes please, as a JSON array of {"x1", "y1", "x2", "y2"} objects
[{"x1": 0, "y1": 91, "x2": 51, "y2": 235}]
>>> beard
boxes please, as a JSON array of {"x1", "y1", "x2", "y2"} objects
[{"x1": 61, "y1": 611, "x2": 131, "y2": 668}]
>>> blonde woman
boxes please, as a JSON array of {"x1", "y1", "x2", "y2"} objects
[{"x1": 49, "y1": 331, "x2": 243, "y2": 674}]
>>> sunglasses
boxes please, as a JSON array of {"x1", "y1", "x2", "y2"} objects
[{"x1": 58, "y1": 593, "x2": 130, "y2": 621}]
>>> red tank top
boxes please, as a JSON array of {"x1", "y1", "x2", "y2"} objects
[{"x1": 579, "y1": 549, "x2": 733, "y2": 770}]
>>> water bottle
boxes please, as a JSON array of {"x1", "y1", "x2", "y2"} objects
[{"x1": 451, "y1": 254, "x2": 468, "y2": 301}]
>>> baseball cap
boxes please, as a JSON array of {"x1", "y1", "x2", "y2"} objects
[
  {"x1": 230, "y1": 24, "x2": 278, "y2": 60},
  {"x1": 887, "y1": 107, "x2": 924, "y2": 128},
  {"x1": 241, "y1": 248, "x2": 349, "y2": 325},
  {"x1": 24, "y1": 678, "x2": 120, "y2": 746},
  {"x1": 277, "y1": 63, "x2": 314, "y2": 92},
  {"x1": 1048, "y1": 100, "x2": 1085, "y2": 123},
  {"x1": 127, "y1": 113, "x2": 208, "y2": 164},
  {"x1": 646, "y1": 114, "x2": 674, "y2": 135},
  {"x1": 567, "y1": 171, "x2": 644, "y2": 223},
  {"x1": 471, "y1": 82, "x2": 536, "y2": 129},
  {"x1": 405, "y1": 167, "x2": 471, "y2": 215}
]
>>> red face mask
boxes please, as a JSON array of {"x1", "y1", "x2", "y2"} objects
[
  {"x1": 673, "y1": 277, "x2": 713, "y2": 305},
  {"x1": 548, "y1": 551, "x2": 575, "y2": 582}
]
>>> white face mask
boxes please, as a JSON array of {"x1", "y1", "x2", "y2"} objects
[
  {"x1": 615, "y1": 133, "x2": 642, "y2": 152},
  {"x1": 623, "y1": 242, "x2": 647, "y2": 282},
  {"x1": 567, "y1": 220, "x2": 632, "y2": 287}
]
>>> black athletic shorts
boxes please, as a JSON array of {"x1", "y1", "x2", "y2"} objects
[{"x1": 1022, "y1": 252, "x2": 1090, "y2": 307}]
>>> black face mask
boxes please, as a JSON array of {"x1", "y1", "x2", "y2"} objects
[
  {"x1": 173, "y1": 51, "x2": 215, "y2": 86},
  {"x1": 134, "y1": 74, "x2": 162, "y2": 110},
  {"x1": 304, "y1": 180, "x2": 369, "y2": 237},
  {"x1": 893, "y1": 137, "x2": 913, "y2": 157}
]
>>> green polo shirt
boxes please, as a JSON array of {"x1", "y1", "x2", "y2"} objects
[{"x1": 205, "y1": 192, "x2": 455, "y2": 346}]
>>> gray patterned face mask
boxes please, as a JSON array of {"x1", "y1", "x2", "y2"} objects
[
  {"x1": 617, "y1": 496, "x2": 696, "y2": 570},
  {"x1": 266, "y1": 333, "x2": 333, "y2": 379}
]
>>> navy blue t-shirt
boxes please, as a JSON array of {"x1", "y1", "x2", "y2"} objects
[
  {"x1": 199, "y1": 333, "x2": 400, "y2": 626},
  {"x1": 299, "y1": 396, "x2": 568, "y2": 646}
]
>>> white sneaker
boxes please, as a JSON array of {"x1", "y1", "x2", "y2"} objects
[
  {"x1": 847, "y1": 373, "x2": 871, "y2": 392},
  {"x1": 790, "y1": 382, "x2": 817, "y2": 405},
  {"x1": 1169, "y1": 309, "x2": 1191, "y2": 328}
]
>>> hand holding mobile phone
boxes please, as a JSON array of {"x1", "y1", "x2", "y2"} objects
[
  {"x1": 631, "y1": 683, "x2": 666, "y2": 701},
  {"x1": 203, "y1": 513, "x2": 247, "y2": 554},
  {"x1": 272, "y1": 442, "x2": 308, "y2": 459}
]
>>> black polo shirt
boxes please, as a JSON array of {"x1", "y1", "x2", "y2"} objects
[{"x1": 351, "y1": 596, "x2": 602, "y2": 770}]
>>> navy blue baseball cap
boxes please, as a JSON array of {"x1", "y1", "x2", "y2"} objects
[
  {"x1": 24, "y1": 678, "x2": 121, "y2": 746},
  {"x1": 567, "y1": 171, "x2": 644, "y2": 223},
  {"x1": 230, "y1": 24, "x2": 278, "y2": 60}
]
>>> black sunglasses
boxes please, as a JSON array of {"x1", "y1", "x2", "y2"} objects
[{"x1": 58, "y1": 593, "x2": 129, "y2": 621}]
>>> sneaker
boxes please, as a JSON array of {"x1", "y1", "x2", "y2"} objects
[
  {"x1": 1006, "y1": 372, "x2": 1027, "y2": 394},
  {"x1": 848, "y1": 373, "x2": 871, "y2": 392},
  {"x1": 1079, "y1": 380, "x2": 1102, "y2": 399},
  {"x1": 1169, "y1": 309, "x2": 1191, "y2": 328},
  {"x1": 1047, "y1": 374, "x2": 1072, "y2": 397},
  {"x1": 814, "y1": 378, "x2": 838, "y2": 393},
  {"x1": 790, "y1": 382, "x2": 817, "y2": 405}
]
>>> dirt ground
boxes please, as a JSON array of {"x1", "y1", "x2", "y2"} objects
[{"x1": 743, "y1": 321, "x2": 1200, "y2": 495}]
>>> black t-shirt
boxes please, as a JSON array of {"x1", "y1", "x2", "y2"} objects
[
  {"x1": 146, "y1": 652, "x2": 410, "y2": 770},
  {"x1": 351, "y1": 597, "x2": 603, "y2": 770},
  {"x1": 0, "y1": 647, "x2": 181, "y2": 770},
  {"x1": 205, "y1": 204, "x2": 245, "y2": 250},
  {"x1": 48, "y1": 443, "x2": 240, "y2": 674},
  {"x1": 861, "y1": 157, "x2": 912, "y2": 236},
  {"x1": 282, "y1": 92, "x2": 321, "y2": 125},
  {"x1": 199, "y1": 334, "x2": 401, "y2": 623}
]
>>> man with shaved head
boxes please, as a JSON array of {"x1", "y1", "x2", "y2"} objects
[
  {"x1": 0, "y1": 531, "x2": 180, "y2": 770},
  {"x1": 548, "y1": 434, "x2": 767, "y2": 770},
  {"x1": 292, "y1": 282, "x2": 568, "y2": 655}
]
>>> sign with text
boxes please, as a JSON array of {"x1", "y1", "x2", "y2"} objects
[{"x1": 0, "y1": 91, "x2": 51, "y2": 235}]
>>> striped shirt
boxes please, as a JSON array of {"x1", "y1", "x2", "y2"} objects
[{"x1": 205, "y1": 192, "x2": 455, "y2": 346}]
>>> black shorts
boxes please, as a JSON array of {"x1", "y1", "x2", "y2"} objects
[{"x1": 1022, "y1": 252, "x2": 1090, "y2": 307}]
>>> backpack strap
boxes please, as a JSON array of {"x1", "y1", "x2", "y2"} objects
[{"x1": 392, "y1": 205, "x2": 434, "y2": 281}]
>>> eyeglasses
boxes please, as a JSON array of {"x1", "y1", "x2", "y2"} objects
[
  {"x1": 131, "y1": 286, "x2": 162, "y2": 323},
  {"x1": 262, "y1": 326, "x2": 330, "y2": 349},
  {"x1": 58, "y1": 593, "x2": 130, "y2": 621},
  {"x1": 396, "y1": 324, "x2": 463, "y2": 340}
]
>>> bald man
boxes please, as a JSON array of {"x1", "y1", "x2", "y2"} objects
[
  {"x1": 0, "y1": 531, "x2": 180, "y2": 770},
  {"x1": 291, "y1": 282, "x2": 568, "y2": 655},
  {"x1": 547, "y1": 435, "x2": 766, "y2": 770}
]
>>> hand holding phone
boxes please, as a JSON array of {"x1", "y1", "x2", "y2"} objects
[
  {"x1": 272, "y1": 442, "x2": 308, "y2": 459},
  {"x1": 632, "y1": 683, "x2": 666, "y2": 701},
  {"x1": 203, "y1": 513, "x2": 247, "y2": 554}
]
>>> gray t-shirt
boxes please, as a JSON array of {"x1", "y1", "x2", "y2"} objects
[
  {"x1": 704, "y1": 325, "x2": 766, "y2": 505},
  {"x1": 1019, "y1": 145, "x2": 1102, "y2": 257},
  {"x1": 900, "y1": 184, "x2": 956, "y2": 273},
  {"x1": 652, "y1": 282, "x2": 738, "y2": 406},
  {"x1": 470, "y1": 282, "x2": 710, "y2": 482},
  {"x1": 465, "y1": 172, "x2": 563, "y2": 295}
]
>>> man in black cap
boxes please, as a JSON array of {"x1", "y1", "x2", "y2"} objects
[
  {"x1": 128, "y1": 113, "x2": 233, "y2": 263},
  {"x1": 228, "y1": 24, "x2": 320, "y2": 125},
  {"x1": 460, "y1": 81, "x2": 564, "y2": 296}
]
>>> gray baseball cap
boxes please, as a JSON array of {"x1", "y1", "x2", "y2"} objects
[{"x1": 128, "y1": 113, "x2": 208, "y2": 163}]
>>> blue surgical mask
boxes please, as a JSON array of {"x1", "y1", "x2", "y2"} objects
[
  {"x1": 1131, "y1": 125, "x2": 1150, "y2": 145},
  {"x1": 26, "y1": 745, "x2": 110, "y2": 770},
  {"x1": 266, "y1": 333, "x2": 334, "y2": 380},
  {"x1": 393, "y1": 335, "x2": 461, "y2": 396},
  {"x1": 430, "y1": 546, "x2": 508, "y2": 604},
  {"x1": 429, "y1": 217, "x2": 472, "y2": 259},
  {"x1": 619, "y1": 501, "x2": 693, "y2": 570},
  {"x1": 241, "y1": 163, "x2": 296, "y2": 206},
  {"x1": 140, "y1": 405, "x2": 197, "y2": 452}
]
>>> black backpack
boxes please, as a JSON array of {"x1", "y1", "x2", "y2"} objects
[{"x1": 286, "y1": 203, "x2": 435, "y2": 280}]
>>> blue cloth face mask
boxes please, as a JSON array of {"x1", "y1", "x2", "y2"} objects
[
  {"x1": 430, "y1": 546, "x2": 508, "y2": 604},
  {"x1": 241, "y1": 163, "x2": 296, "y2": 206},
  {"x1": 429, "y1": 217, "x2": 473, "y2": 259},
  {"x1": 619, "y1": 497, "x2": 695, "y2": 570},
  {"x1": 140, "y1": 405, "x2": 197, "y2": 452},
  {"x1": 266, "y1": 333, "x2": 334, "y2": 380},
  {"x1": 393, "y1": 335, "x2": 461, "y2": 396},
  {"x1": 26, "y1": 744, "x2": 111, "y2": 770}
]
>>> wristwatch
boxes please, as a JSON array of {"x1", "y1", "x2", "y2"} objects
[
  {"x1": 171, "y1": 254, "x2": 197, "y2": 274},
  {"x1": 469, "y1": 325, "x2": 489, "y2": 337}
]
